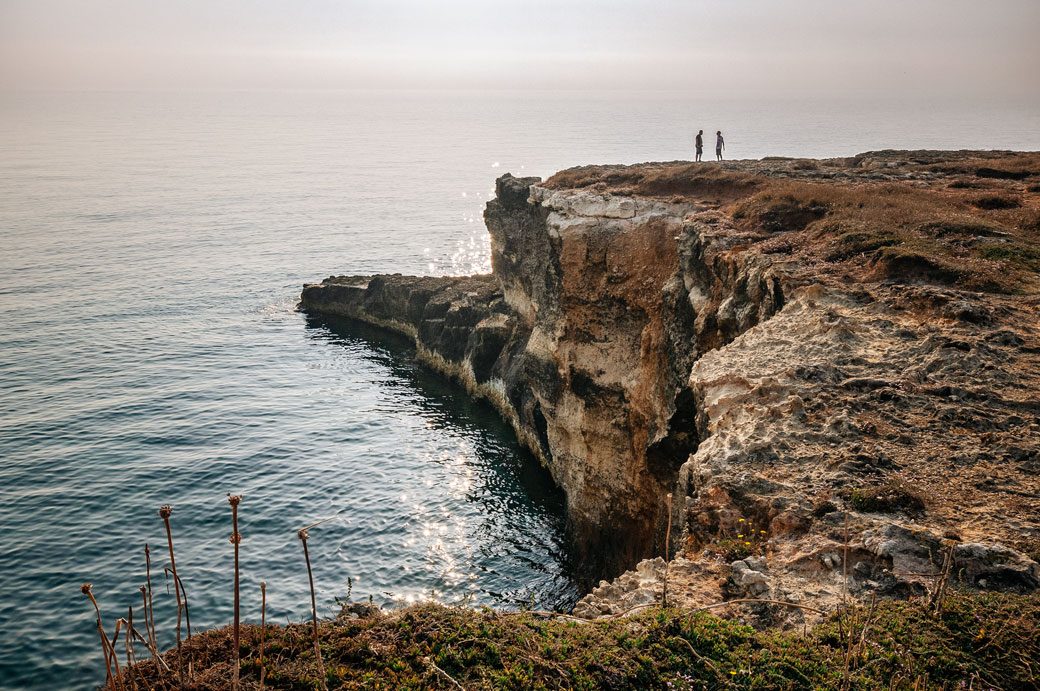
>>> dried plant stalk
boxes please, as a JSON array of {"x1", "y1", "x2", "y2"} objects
[
  {"x1": 124, "y1": 609, "x2": 135, "y2": 691},
  {"x1": 82, "y1": 583, "x2": 116, "y2": 690},
  {"x1": 228, "y1": 494, "x2": 243, "y2": 691},
  {"x1": 298, "y1": 526, "x2": 329, "y2": 691},
  {"x1": 129, "y1": 625, "x2": 171, "y2": 673},
  {"x1": 662, "y1": 492, "x2": 673, "y2": 608},
  {"x1": 260, "y1": 581, "x2": 267, "y2": 690},
  {"x1": 139, "y1": 586, "x2": 163, "y2": 683},
  {"x1": 842, "y1": 511, "x2": 849, "y2": 606},
  {"x1": 108, "y1": 617, "x2": 124, "y2": 689},
  {"x1": 162, "y1": 567, "x2": 192, "y2": 635},
  {"x1": 158, "y1": 505, "x2": 185, "y2": 686},
  {"x1": 144, "y1": 544, "x2": 157, "y2": 651}
]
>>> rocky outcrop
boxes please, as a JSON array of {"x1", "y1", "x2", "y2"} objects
[
  {"x1": 485, "y1": 177, "x2": 716, "y2": 571},
  {"x1": 302, "y1": 173, "x2": 793, "y2": 578},
  {"x1": 302, "y1": 151, "x2": 1040, "y2": 612},
  {"x1": 299, "y1": 273, "x2": 516, "y2": 393}
]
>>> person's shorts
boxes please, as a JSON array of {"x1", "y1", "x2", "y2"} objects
[
  {"x1": 696, "y1": 146, "x2": 703, "y2": 154},
  {"x1": 716, "y1": 148, "x2": 722, "y2": 154}
]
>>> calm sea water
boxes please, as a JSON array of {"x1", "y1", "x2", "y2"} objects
[{"x1": 1, "y1": 89, "x2": 1038, "y2": 689}]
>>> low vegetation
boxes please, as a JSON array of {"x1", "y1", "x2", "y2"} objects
[
  {"x1": 840, "y1": 478, "x2": 926, "y2": 516},
  {"x1": 544, "y1": 163, "x2": 761, "y2": 203},
  {"x1": 92, "y1": 495, "x2": 1040, "y2": 690},
  {"x1": 122, "y1": 591, "x2": 1039, "y2": 690},
  {"x1": 545, "y1": 152, "x2": 1040, "y2": 294},
  {"x1": 739, "y1": 179, "x2": 1040, "y2": 293}
]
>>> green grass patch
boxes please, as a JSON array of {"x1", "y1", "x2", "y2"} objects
[{"x1": 978, "y1": 242, "x2": 1040, "y2": 272}]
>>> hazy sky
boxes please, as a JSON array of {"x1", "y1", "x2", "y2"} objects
[{"x1": 2, "y1": 0, "x2": 1038, "y2": 95}]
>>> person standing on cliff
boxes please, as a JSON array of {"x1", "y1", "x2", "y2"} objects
[
  {"x1": 716, "y1": 131, "x2": 725, "y2": 161},
  {"x1": 695, "y1": 129, "x2": 704, "y2": 162}
]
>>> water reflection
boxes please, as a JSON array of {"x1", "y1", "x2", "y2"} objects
[{"x1": 304, "y1": 313, "x2": 578, "y2": 612}]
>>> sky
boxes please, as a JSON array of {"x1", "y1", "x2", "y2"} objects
[{"x1": 1, "y1": 0, "x2": 1038, "y2": 96}]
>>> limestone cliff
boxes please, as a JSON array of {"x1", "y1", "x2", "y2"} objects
[{"x1": 302, "y1": 150, "x2": 1040, "y2": 612}]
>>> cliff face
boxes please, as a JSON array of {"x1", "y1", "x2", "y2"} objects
[
  {"x1": 487, "y1": 177, "x2": 698, "y2": 568},
  {"x1": 482, "y1": 176, "x2": 796, "y2": 572},
  {"x1": 301, "y1": 174, "x2": 792, "y2": 575},
  {"x1": 302, "y1": 151, "x2": 1040, "y2": 606}
]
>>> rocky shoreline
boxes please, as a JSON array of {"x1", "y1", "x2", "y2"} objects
[{"x1": 301, "y1": 150, "x2": 1040, "y2": 620}]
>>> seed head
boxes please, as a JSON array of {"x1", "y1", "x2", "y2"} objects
[
  {"x1": 81, "y1": 583, "x2": 101, "y2": 615},
  {"x1": 297, "y1": 529, "x2": 309, "y2": 542},
  {"x1": 227, "y1": 493, "x2": 242, "y2": 508},
  {"x1": 158, "y1": 505, "x2": 173, "y2": 520},
  {"x1": 230, "y1": 531, "x2": 242, "y2": 545}
]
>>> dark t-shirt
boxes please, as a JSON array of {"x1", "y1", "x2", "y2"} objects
[{"x1": 695, "y1": 134, "x2": 703, "y2": 148}]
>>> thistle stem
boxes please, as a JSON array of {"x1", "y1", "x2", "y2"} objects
[
  {"x1": 260, "y1": 581, "x2": 267, "y2": 691},
  {"x1": 298, "y1": 528, "x2": 328, "y2": 691},
  {"x1": 144, "y1": 544, "x2": 157, "y2": 652},
  {"x1": 82, "y1": 584, "x2": 115, "y2": 690},
  {"x1": 139, "y1": 586, "x2": 163, "y2": 684},
  {"x1": 108, "y1": 618, "x2": 124, "y2": 690},
  {"x1": 228, "y1": 494, "x2": 242, "y2": 691},
  {"x1": 158, "y1": 506, "x2": 185, "y2": 686},
  {"x1": 663, "y1": 492, "x2": 673, "y2": 608}
]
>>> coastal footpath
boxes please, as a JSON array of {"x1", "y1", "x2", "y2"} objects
[{"x1": 301, "y1": 151, "x2": 1040, "y2": 624}]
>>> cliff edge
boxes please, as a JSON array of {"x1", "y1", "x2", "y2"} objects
[{"x1": 300, "y1": 151, "x2": 1040, "y2": 617}]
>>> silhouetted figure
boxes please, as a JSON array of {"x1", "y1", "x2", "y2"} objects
[
  {"x1": 716, "y1": 131, "x2": 725, "y2": 161},
  {"x1": 695, "y1": 129, "x2": 704, "y2": 162}
]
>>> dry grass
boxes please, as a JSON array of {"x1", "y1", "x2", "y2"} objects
[
  {"x1": 734, "y1": 178, "x2": 1040, "y2": 294},
  {"x1": 543, "y1": 163, "x2": 761, "y2": 203},
  {"x1": 756, "y1": 181, "x2": 1040, "y2": 293},
  {"x1": 542, "y1": 153, "x2": 1040, "y2": 293},
  {"x1": 925, "y1": 151, "x2": 1040, "y2": 177}
]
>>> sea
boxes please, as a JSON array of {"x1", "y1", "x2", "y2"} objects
[{"x1": 1, "y1": 89, "x2": 1038, "y2": 689}]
